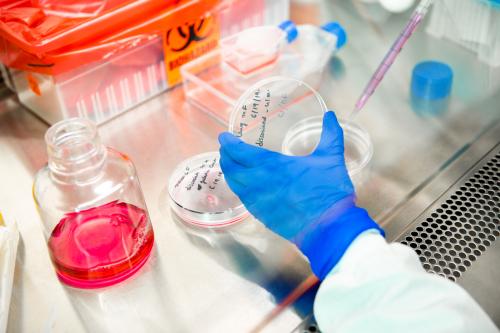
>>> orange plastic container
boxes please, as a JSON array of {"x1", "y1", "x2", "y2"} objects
[{"x1": 0, "y1": 0, "x2": 289, "y2": 124}]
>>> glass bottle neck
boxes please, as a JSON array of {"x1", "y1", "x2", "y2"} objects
[{"x1": 45, "y1": 118, "x2": 106, "y2": 183}]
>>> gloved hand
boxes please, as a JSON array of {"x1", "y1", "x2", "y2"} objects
[{"x1": 218, "y1": 111, "x2": 384, "y2": 279}]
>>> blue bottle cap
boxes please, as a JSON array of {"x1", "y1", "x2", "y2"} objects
[
  {"x1": 411, "y1": 61, "x2": 453, "y2": 100},
  {"x1": 278, "y1": 20, "x2": 298, "y2": 43},
  {"x1": 484, "y1": 0, "x2": 500, "y2": 8},
  {"x1": 321, "y1": 22, "x2": 347, "y2": 49}
]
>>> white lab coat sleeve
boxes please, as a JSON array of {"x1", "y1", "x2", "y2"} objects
[{"x1": 314, "y1": 231, "x2": 499, "y2": 333}]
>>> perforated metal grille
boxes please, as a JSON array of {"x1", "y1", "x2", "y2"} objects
[{"x1": 401, "y1": 151, "x2": 500, "y2": 282}]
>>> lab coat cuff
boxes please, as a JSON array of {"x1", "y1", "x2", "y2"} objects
[{"x1": 298, "y1": 206, "x2": 384, "y2": 280}]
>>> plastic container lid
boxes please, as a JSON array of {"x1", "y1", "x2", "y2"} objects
[
  {"x1": 229, "y1": 76, "x2": 328, "y2": 152},
  {"x1": 168, "y1": 152, "x2": 248, "y2": 228},
  {"x1": 411, "y1": 61, "x2": 453, "y2": 100},
  {"x1": 282, "y1": 116, "x2": 373, "y2": 180}
]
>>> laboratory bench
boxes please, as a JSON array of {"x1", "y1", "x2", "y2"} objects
[{"x1": 0, "y1": 1, "x2": 499, "y2": 332}]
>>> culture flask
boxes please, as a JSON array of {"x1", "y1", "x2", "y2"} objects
[{"x1": 33, "y1": 118, "x2": 154, "y2": 289}]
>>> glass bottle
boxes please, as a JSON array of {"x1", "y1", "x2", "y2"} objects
[{"x1": 33, "y1": 118, "x2": 154, "y2": 289}]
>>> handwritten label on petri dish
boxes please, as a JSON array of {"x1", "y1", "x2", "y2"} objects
[
  {"x1": 278, "y1": 94, "x2": 288, "y2": 117},
  {"x1": 174, "y1": 157, "x2": 222, "y2": 192},
  {"x1": 237, "y1": 88, "x2": 284, "y2": 148}
]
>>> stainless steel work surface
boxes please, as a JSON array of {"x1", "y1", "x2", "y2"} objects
[{"x1": 1, "y1": 1, "x2": 499, "y2": 332}]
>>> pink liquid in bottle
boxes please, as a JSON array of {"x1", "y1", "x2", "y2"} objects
[{"x1": 48, "y1": 201, "x2": 154, "y2": 289}]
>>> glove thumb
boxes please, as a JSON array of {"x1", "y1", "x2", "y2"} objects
[{"x1": 313, "y1": 111, "x2": 345, "y2": 156}]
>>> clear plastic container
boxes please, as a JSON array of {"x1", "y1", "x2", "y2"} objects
[
  {"x1": 33, "y1": 118, "x2": 155, "y2": 289},
  {"x1": 168, "y1": 152, "x2": 249, "y2": 228},
  {"x1": 426, "y1": 0, "x2": 500, "y2": 67},
  {"x1": 12, "y1": 36, "x2": 166, "y2": 125},
  {"x1": 7, "y1": 0, "x2": 290, "y2": 125},
  {"x1": 181, "y1": 21, "x2": 343, "y2": 125},
  {"x1": 281, "y1": 116, "x2": 374, "y2": 185}
]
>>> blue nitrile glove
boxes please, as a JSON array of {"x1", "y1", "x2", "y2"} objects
[{"x1": 218, "y1": 111, "x2": 384, "y2": 279}]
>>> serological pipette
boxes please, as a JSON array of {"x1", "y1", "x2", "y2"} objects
[{"x1": 349, "y1": 0, "x2": 434, "y2": 119}]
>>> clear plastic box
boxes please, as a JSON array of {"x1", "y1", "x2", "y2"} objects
[
  {"x1": 426, "y1": 0, "x2": 500, "y2": 67},
  {"x1": 12, "y1": 36, "x2": 166, "y2": 125},
  {"x1": 181, "y1": 22, "x2": 341, "y2": 125},
  {"x1": 8, "y1": 0, "x2": 290, "y2": 125}
]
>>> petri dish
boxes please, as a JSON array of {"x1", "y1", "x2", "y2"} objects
[
  {"x1": 168, "y1": 152, "x2": 249, "y2": 228},
  {"x1": 229, "y1": 76, "x2": 328, "y2": 152},
  {"x1": 282, "y1": 115, "x2": 373, "y2": 184},
  {"x1": 229, "y1": 76, "x2": 373, "y2": 184}
]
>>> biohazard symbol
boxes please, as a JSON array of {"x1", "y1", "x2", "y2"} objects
[{"x1": 166, "y1": 16, "x2": 215, "y2": 52}]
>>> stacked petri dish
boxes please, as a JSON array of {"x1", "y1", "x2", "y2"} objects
[
  {"x1": 230, "y1": 76, "x2": 373, "y2": 185},
  {"x1": 168, "y1": 152, "x2": 249, "y2": 228}
]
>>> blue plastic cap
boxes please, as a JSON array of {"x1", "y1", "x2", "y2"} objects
[
  {"x1": 486, "y1": 0, "x2": 500, "y2": 8},
  {"x1": 477, "y1": 0, "x2": 500, "y2": 8},
  {"x1": 278, "y1": 20, "x2": 298, "y2": 43},
  {"x1": 411, "y1": 61, "x2": 453, "y2": 100},
  {"x1": 321, "y1": 22, "x2": 347, "y2": 49}
]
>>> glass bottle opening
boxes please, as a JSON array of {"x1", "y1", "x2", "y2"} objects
[{"x1": 45, "y1": 118, "x2": 105, "y2": 177}]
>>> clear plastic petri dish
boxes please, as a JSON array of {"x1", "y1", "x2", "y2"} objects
[
  {"x1": 282, "y1": 115, "x2": 373, "y2": 184},
  {"x1": 229, "y1": 76, "x2": 328, "y2": 152},
  {"x1": 168, "y1": 152, "x2": 249, "y2": 228}
]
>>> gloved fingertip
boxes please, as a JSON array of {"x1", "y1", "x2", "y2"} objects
[
  {"x1": 218, "y1": 132, "x2": 241, "y2": 146},
  {"x1": 324, "y1": 111, "x2": 344, "y2": 138},
  {"x1": 313, "y1": 110, "x2": 345, "y2": 155},
  {"x1": 323, "y1": 110, "x2": 340, "y2": 126}
]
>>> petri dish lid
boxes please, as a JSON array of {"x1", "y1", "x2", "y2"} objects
[
  {"x1": 281, "y1": 116, "x2": 373, "y2": 177},
  {"x1": 168, "y1": 152, "x2": 248, "y2": 228},
  {"x1": 229, "y1": 76, "x2": 328, "y2": 152}
]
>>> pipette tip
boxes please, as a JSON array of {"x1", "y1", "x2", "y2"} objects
[{"x1": 347, "y1": 105, "x2": 361, "y2": 121}]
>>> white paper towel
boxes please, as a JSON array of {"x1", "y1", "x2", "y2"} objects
[{"x1": 0, "y1": 212, "x2": 19, "y2": 333}]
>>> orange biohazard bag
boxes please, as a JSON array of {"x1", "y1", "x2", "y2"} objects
[
  {"x1": 0, "y1": 0, "x2": 287, "y2": 124},
  {"x1": 0, "y1": 0, "x2": 222, "y2": 75}
]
